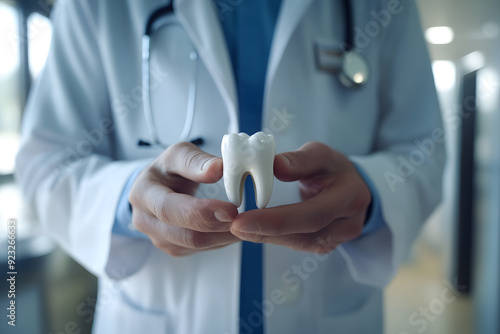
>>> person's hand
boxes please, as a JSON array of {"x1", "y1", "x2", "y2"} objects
[
  {"x1": 129, "y1": 142, "x2": 239, "y2": 256},
  {"x1": 230, "y1": 142, "x2": 371, "y2": 254}
]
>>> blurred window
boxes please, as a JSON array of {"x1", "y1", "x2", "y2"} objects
[
  {"x1": 0, "y1": 3, "x2": 21, "y2": 175},
  {"x1": 28, "y1": 12, "x2": 52, "y2": 79},
  {"x1": 0, "y1": 6, "x2": 52, "y2": 175}
]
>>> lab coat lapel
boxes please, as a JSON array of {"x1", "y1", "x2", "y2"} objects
[
  {"x1": 174, "y1": 0, "x2": 239, "y2": 133},
  {"x1": 265, "y1": 0, "x2": 314, "y2": 97}
]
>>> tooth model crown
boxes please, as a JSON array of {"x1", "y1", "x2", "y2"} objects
[{"x1": 221, "y1": 132, "x2": 276, "y2": 209}]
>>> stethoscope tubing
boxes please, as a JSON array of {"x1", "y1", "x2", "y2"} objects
[{"x1": 141, "y1": 4, "x2": 199, "y2": 149}]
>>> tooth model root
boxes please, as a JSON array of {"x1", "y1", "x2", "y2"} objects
[{"x1": 221, "y1": 132, "x2": 276, "y2": 209}]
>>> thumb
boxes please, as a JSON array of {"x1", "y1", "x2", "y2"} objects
[
  {"x1": 274, "y1": 142, "x2": 335, "y2": 182},
  {"x1": 162, "y1": 142, "x2": 223, "y2": 184}
]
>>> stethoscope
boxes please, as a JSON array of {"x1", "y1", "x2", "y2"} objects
[
  {"x1": 138, "y1": 2, "x2": 202, "y2": 148},
  {"x1": 313, "y1": 0, "x2": 370, "y2": 88},
  {"x1": 139, "y1": 0, "x2": 369, "y2": 149}
]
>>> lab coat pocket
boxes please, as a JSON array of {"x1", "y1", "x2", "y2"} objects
[
  {"x1": 93, "y1": 289, "x2": 168, "y2": 334},
  {"x1": 316, "y1": 289, "x2": 383, "y2": 334},
  {"x1": 314, "y1": 38, "x2": 345, "y2": 75}
]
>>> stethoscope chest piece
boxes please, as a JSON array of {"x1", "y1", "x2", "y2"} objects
[
  {"x1": 339, "y1": 51, "x2": 369, "y2": 88},
  {"x1": 314, "y1": 43, "x2": 370, "y2": 89}
]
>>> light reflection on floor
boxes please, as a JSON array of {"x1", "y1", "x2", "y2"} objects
[{"x1": 385, "y1": 241, "x2": 473, "y2": 334}]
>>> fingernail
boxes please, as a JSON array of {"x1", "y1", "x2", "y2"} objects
[
  {"x1": 214, "y1": 210, "x2": 232, "y2": 223},
  {"x1": 280, "y1": 155, "x2": 291, "y2": 167},
  {"x1": 201, "y1": 157, "x2": 216, "y2": 170},
  {"x1": 239, "y1": 222, "x2": 259, "y2": 233}
]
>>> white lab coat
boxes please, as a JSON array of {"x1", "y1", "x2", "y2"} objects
[{"x1": 16, "y1": 0, "x2": 445, "y2": 333}]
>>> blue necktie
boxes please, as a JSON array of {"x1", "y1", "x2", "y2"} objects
[{"x1": 218, "y1": 1, "x2": 281, "y2": 333}]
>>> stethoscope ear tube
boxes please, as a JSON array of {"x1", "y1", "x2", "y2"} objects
[
  {"x1": 179, "y1": 51, "x2": 198, "y2": 142},
  {"x1": 145, "y1": 3, "x2": 174, "y2": 36},
  {"x1": 141, "y1": 35, "x2": 164, "y2": 148},
  {"x1": 139, "y1": 12, "x2": 201, "y2": 149}
]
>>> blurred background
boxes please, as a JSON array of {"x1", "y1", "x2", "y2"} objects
[{"x1": 0, "y1": 0, "x2": 498, "y2": 333}]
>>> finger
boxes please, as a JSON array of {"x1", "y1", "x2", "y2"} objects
[
  {"x1": 156, "y1": 243, "x2": 236, "y2": 257},
  {"x1": 143, "y1": 182, "x2": 238, "y2": 232},
  {"x1": 233, "y1": 216, "x2": 363, "y2": 254},
  {"x1": 161, "y1": 142, "x2": 223, "y2": 184},
  {"x1": 274, "y1": 142, "x2": 335, "y2": 182},
  {"x1": 232, "y1": 231, "x2": 337, "y2": 254},
  {"x1": 133, "y1": 211, "x2": 239, "y2": 255},
  {"x1": 159, "y1": 226, "x2": 240, "y2": 251},
  {"x1": 231, "y1": 179, "x2": 362, "y2": 236}
]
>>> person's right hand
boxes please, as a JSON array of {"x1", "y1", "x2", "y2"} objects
[{"x1": 129, "y1": 142, "x2": 239, "y2": 257}]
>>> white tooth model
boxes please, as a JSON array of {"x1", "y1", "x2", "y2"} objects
[{"x1": 221, "y1": 132, "x2": 276, "y2": 209}]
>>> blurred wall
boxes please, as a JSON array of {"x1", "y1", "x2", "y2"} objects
[{"x1": 418, "y1": 0, "x2": 500, "y2": 332}]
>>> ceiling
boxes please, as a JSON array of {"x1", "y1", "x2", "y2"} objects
[{"x1": 417, "y1": 0, "x2": 500, "y2": 62}]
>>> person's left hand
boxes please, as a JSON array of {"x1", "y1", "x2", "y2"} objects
[{"x1": 230, "y1": 141, "x2": 372, "y2": 254}]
